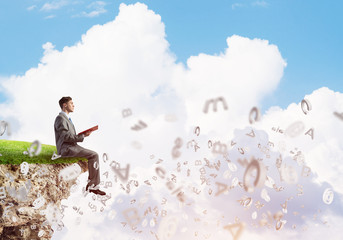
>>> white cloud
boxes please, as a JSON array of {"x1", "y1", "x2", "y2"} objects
[
  {"x1": 41, "y1": 0, "x2": 69, "y2": 11},
  {"x1": 232, "y1": 3, "x2": 246, "y2": 10},
  {"x1": 1, "y1": 2, "x2": 342, "y2": 240},
  {"x1": 171, "y1": 35, "x2": 286, "y2": 138},
  {"x1": 232, "y1": 1, "x2": 268, "y2": 10},
  {"x1": 76, "y1": 1, "x2": 107, "y2": 18},
  {"x1": 261, "y1": 87, "x2": 343, "y2": 194},
  {"x1": 42, "y1": 42, "x2": 56, "y2": 54},
  {"x1": 252, "y1": 1, "x2": 269, "y2": 7},
  {"x1": 45, "y1": 15, "x2": 57, "y2": 19},
  {"x1": 27, "y1": 5, "x2": 37, "y2": 11}
]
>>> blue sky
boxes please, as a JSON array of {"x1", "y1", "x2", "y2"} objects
[{"x1": 0, "y1": 0, "x2": 342, "y2": 109}]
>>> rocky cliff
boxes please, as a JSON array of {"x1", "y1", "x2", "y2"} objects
[{"x1": 0, "y1": 161, "x2": 88, "y2": 239}]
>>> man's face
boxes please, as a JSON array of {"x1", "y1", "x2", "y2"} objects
[{"x1": 64, "y1": 100, "x2": 74, "y2": 113}]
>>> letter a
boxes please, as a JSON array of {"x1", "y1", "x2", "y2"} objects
[
  {"x1": 246, "y1": 129, "x2": 255, "y2": 138},
  {"x1": 215, "y1": 182, "x2": 228, "y2": 196},
  {"x1": 305, "y1": 128, "x2": 314, "y2": 140},
  {"x1": 223, "y1": 223, "x2": 245, "y2": 240}
]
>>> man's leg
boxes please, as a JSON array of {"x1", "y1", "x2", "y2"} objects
[
  {"x1": 81, "y1": 148, "x2": 100, "y2": 189},
  {"x1": 63, "y1": 145, "x2": 100, "y2": 189}
]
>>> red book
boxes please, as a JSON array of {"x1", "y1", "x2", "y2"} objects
[{"x1": 78, "y1": 125, "x2": 98, "y2": 135}]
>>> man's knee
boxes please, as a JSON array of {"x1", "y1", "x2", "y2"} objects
[
  {"x1": 89, "y1": 151, "x2": 99, "y2": 160},
  {"x1": 92, "y1": 151, "x2": 99, "y2": 159}
]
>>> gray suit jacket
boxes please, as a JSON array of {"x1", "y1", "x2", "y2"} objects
[{"x1": 54, "y1": 112, "x2": 84, "y2": 156}]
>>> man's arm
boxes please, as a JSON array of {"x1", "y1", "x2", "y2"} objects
[{"x1": 55, "y1": 116, "x2": 84, "y2": 143}]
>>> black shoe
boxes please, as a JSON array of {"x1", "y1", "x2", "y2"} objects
[{"x1": 89, "y1": 189, "x2": 106, "y2": 196}]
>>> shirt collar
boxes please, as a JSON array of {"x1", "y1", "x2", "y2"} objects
[{"x1": 60, "y1": 111, "x2": 69, "y2": 117}]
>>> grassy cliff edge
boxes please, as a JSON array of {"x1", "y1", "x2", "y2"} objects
[{"x1": 0, "y1": 140, "x2": 87, "y2": 164}]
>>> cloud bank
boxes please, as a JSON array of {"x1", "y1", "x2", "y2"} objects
[{"x1": 1, "y1": 2, "x2": 342, "y2": 240}]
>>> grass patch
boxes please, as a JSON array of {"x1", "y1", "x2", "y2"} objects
[{"x1": 0, "y1": 140, "x2": 87, "y2": 165}]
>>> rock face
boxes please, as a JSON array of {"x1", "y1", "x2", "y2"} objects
[{"x1": 0, "y1": 161, "x2": 88, "y2": 239}]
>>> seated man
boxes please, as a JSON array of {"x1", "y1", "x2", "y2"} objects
[{"x1": 54, "y1": 96, "x2": 106, "y2": 195}]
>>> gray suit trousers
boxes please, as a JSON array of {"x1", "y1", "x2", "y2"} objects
[{"x1": 62, "y1": 145, "x2": 100, "y2": 188}]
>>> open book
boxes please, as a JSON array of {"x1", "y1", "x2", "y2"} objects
[{"x1": 78, "y1": 125, "x2": 98, "y2": 135}]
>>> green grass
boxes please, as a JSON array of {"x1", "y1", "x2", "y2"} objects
[{"x1": 0, "y1": 140, "x2": 87, "y2": 165}]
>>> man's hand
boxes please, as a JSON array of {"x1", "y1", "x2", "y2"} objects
[{"x1": 84, "y1": 131, "x2": 92, "y2": 137}]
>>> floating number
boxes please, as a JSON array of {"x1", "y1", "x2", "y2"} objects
[
  {"x1": 322, "y1": 188, "x2": 334, "y2": 205},
  {"x1": 249, "y1": 107, "x2": 261, "y2": 124}
]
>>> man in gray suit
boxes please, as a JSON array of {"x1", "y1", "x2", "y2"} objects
[{"x1": 54, "y1": 96, "x2": 106, "y2": 195}]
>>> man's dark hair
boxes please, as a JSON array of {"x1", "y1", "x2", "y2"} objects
[{"x1": 59, "y1": 96, "x2": 72, "y2": 110}]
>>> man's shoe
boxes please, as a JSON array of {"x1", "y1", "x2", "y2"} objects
[
  {"x1": 89, "y1": 189, "x2": 106, "y2": 196},
  {"x1": 86, "y1": 184, "x2": 97, "y2": 191}
]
